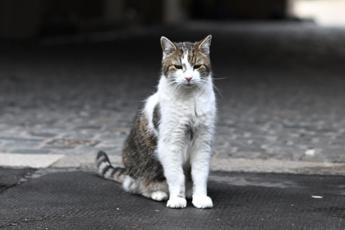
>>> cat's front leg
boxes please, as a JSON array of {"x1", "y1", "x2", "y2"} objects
[
  {"x1": 190, "y1": 131, "x2": 213, "y2": 209},
  {"x1": 158, "y1": 138, "x2": 187, "y2": 208}
]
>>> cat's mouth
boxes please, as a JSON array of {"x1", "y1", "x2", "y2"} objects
[{"x1": 182, "y1": 82, "x2": 197, "y2": 88}]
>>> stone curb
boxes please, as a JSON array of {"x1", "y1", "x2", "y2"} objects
[{"x1": 51, "y1": 153, "x2": 345, "y2": 175}]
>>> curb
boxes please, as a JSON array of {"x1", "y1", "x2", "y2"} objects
[{"x1": 52, "y1": 153, "x2": 345, "y2": 175}]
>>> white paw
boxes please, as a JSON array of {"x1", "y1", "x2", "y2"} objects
[
  {"x1": 166, "y1": 197, "x2": 187, "y2": 209},
  {"x1": 151, "y1": 191, "x2": 168, "y2": 201},
  {"x1": 192, "y1": 195, "x2": 213, "y2": 209}
]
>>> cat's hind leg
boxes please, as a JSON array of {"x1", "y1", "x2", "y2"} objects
[
  {"x1": 143, "y1": 180, "x2": 169, "y2": 201},
  {"x1": 122, "y1": 176, "x2": 168, "y2": 201},
  {"x1": 185, "y1": 180, "x2": 193, "y2": 199},
  {"x1": 184, "y1": 165, "x2": 193, "y2": 199},
  {"x1": 150, "y1": 191, "x2": 168, "y2": 201}
]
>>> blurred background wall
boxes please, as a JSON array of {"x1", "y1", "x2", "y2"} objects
[
  {"x1": 2, "y1": 0, "x2": 345, "y2": 39},
  {"x1": 0, "y1": 0, "x2": 292, "y2": 39}
]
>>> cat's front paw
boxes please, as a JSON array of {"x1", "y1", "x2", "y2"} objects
[
  {"x1": 166, "y1": 197, "x2": 187, "y2": 209},
  {"x1": 192, "y1": 195, "x2": 213, "y2": 209}
]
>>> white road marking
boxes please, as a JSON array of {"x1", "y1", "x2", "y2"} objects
[{"x1": 311, "y1": 195, "x2": 323, "y2": 199}]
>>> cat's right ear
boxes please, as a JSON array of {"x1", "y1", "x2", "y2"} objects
[{"x1": 160, "y1": 36, "x2": 176, "y2": 56}]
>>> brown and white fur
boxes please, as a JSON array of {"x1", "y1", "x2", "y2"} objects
[{"x1": 96, "y1": 35, "x2": 216, "y2": 209}]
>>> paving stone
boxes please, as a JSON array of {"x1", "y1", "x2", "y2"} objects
[
  {"x1": 0, "y1": 22, "x2": 344, "y2": 163},
  {"x1": 8, "y1": 149, "x2": 51, "y2": 154},
  {"x1": 44, "y1": 138, "x2": 100, "y2": 149},
  {"x1": 28, "y1": 131, "x2": 58, "y2": 138}
]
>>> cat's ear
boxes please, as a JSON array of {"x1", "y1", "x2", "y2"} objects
[
  {"x1": 198, "y1": 35, "x2": 212, "y2": 55},
  {"x1": 160, "y1": 36, "x2": 176, "y2": 56}
]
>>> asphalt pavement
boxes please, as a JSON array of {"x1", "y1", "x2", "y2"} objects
[{"x1": 0, "y1": 168, "x2": 344, "y2": 230}]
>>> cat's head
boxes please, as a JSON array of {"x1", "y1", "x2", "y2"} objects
[{"x1": 160, "y1": 35, "x2": 212, "y2": 88}]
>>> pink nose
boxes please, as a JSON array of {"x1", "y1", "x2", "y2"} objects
[{"x1": 185, "y1": 76, "x2": 192, "y2": 82}]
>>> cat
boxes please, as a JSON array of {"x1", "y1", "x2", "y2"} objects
[{"x1": 96, "y1": 35, "x2": 216, "y2": 209}]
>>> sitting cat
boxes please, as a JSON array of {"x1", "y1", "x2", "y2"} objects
[{"x1": 96, "y1": 35, "x2": 216, "y2": 209}]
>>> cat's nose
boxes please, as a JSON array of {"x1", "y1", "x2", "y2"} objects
[{"x1": 185, "y1": 76, "x2": 192, "y2": 82}]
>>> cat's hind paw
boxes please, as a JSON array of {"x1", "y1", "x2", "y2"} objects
[
  {"x1": 151, "y1": 191, "x2": 168, "y2": 201},
  {"x1": 166, "y1": 197, "x2": 187, "y2": 209},
  {"x1": 192, "y1": 195, "x2": 213, "y2": 209}
]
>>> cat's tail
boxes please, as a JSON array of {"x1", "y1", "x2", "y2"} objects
[{"x1": 96, "y1": 151, "x2": 126, "y2": 183}]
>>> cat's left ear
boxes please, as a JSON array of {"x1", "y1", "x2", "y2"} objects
[{"x1": 198, "y1": 35, "x2": 212, "y2": 55}]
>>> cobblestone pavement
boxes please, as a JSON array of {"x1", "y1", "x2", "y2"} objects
[{"x1": 0, "y1": 22, "x2": 344, "y2": 163}]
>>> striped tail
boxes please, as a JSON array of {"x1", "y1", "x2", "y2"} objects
[{"x1": 96, "y1": 151, "x2": 126, "y2": 183}]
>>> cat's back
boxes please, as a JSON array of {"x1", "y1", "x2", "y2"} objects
[{"x1": 122, "y1": 93, "x2": 161, "y2": 172}]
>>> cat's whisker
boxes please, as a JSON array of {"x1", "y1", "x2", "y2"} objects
[
  {"x1": 212, "y1": 76, "x2": 228, "y2": 81},
  {"x1": 213, "y1": 78, "x2": 227, "y2": 81},
  {"x1": 166, "y1": 81, "x2": 179, "y2": 90},
  {"x1": 213, "y1": 84, "x2": 223, "y2": 98}
]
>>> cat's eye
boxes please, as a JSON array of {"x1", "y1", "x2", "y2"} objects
[
  {"x1": 193, "y1": 64, "x2": 203, "y2": 69},
  {"x1": 173, "y1": 65, "x2": 183, "y2": 69}
]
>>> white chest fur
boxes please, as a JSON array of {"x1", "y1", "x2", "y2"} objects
[
  {"x1": 144, "y1": 75, "x2": 216, "y2": 144},
  {"x1": 162, "y1": 89, "x2": 215, "y2": 129}
]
